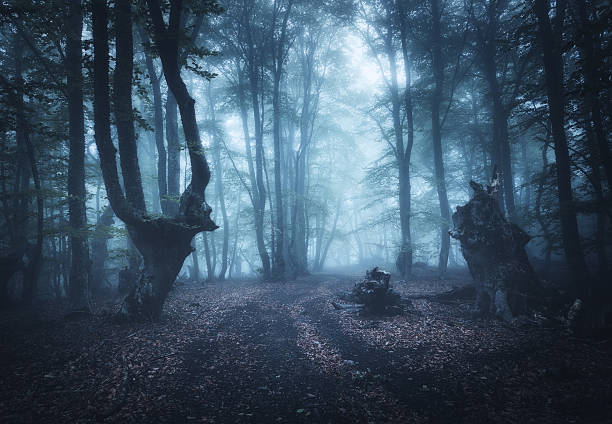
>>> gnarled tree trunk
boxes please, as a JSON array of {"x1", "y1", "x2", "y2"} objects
[
  {"x1": 122, "y1": 222, "x2": 197, "y2": 317},
  {"x1": 92, "y1": 0, "x2": 217, "y2": 320},
  {"x1": 450, "y1": 173, "x2": 540, "y2": 321}
]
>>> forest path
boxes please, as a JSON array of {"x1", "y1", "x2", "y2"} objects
[{"x1": 1, "y1": 274, "x2": 611, "y2": 423}]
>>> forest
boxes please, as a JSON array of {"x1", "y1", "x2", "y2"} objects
[{"x1": 1, "y1": 0, "x2": 611, "y2": 422}]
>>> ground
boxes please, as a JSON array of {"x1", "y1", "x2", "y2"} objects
[{"x1": 1, "y1": 274, "x2": 611, "y2": 423}]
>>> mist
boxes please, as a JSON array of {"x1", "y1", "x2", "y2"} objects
[{"x1": 1, "y1": 0, "x2": 611, "y2": 422}]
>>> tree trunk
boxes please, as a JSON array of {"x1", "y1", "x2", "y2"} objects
[
  {"x1": 66, "y1": 0, "x2": 90, "y2": 311},
  {"x1": 534, "y1": 0, "x2": 591, "y2": 296},
  {"x1": 289, "y1": 56, "x2": 310, "y2": 275},
  {"x1": 397, "y1": 0, "x2": 414, "y2": 278},
  {"x1": 206, "y1": 83, "x2": 229, "y2": 280},
  {"x1": 228, "y1": 194, "x2": 241, "y2": 279},
  {"x1": 431, "y1": 0, "x2": 451, "y2": 277},
  {"x1": 451, "y1": 177, "x2": 541, "y2": 321},
  {"x1": 138, "y1": 25, "x2": 168, "y2": 215},
  {"x1": 166, "y1": 92, "x2": 180, "y2": 216},
  {"x1": 122, "y1": 225, "x2": 194, "y2": 317},
  {"x1": 534, "y1": 136, "x2": 553, "y2": 278},
  {"x1": 203, "y1": 233, "x2": 214, "y2": 282},
  {"x1": 477, "y1": 3, "x2": 515, "y2": 220},
  {"x1": 90, "y1": 206, "x2": 114, "y2": 295},
  {"x1": 272, "y1": 70, "x2": 285, "y2": 277},
  {"x1": 114, "y1": 0, "x2": 145, "y2": 213},
  {"x1": 10, "y1": 36, "x2": 43, "y2": 303},
  {"x1": 93, "y1": 0, "x2": 216, "y2": 319},
  {"x1": 191, "y1": 241, "x2": 201, "y2": 282},
  {"x1": 314, "y1": 198, "x2": 341, "y2": 271},
  {"x1": 383, "y1": 14, "x2": 412, "y2": 279},
  {"x1": 245, "y1": 57, "x2": 271, "y2": 277},
  {"x1": 270, "y1": 0, "x2": 293, "y2": 278}
]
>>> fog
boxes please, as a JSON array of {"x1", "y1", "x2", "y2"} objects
[{"x1": 1, "y1": 0, "x2": 611, "y2": 421}]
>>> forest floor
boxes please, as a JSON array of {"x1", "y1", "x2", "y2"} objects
[{"x1": 1, "y1": 273, "x2": 611, "y2": 424}]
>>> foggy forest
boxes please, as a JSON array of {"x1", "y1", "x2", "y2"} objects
[{"x1": 1, "y1": 0, "x2": 611, "y2": 422}]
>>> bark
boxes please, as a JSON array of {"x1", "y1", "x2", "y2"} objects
[
  {"x1": 534, "y1": 0, "x2": 591, "y2": 295},
  {"x1": 166, "y1": 92, "x2": 180, "y2": 216},
  {"x1": 138, "y1": 26, "x2": 168, "y2": 215},
  {"x1": 114, "y1": 0, "x2": 145, "y2": 213},
  {"x1": 450, "y1": 176, "x2": 541, "y2": 321},
  {"x1": 90, "y1": 206, "x2": 114, "y2": 294},
  {"x1": 431, "y1": 0, "x2": 451, "y2": 277},
  {"x1": 66, "y1": 0, "x2": 91, "y2": 311}
]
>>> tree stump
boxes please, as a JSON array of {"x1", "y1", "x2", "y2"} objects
[
  {"x1": 350, "y1": 267, "x2": 401, "y2": 315},
  {"x1": 450, "y1": 173, "x2": 540, "y2": 321}
]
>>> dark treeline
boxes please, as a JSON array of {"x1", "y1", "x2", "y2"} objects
[{"x1": 0, "y1": 0, "x2": 610, "y2": 320}]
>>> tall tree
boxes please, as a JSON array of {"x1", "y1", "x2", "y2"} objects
[
  {"x1": 534, "y1": 0, "x2": 591, "y2": 295},
  {"x1": 66, "y1": 0, "x2": 90, "y2": 310},
  {"x1": 270, "y1": 0, "x2": 294, "y2": 277},
  {"x1": 430, "y1": 0, "x2": 451, "y2": 276},
  {"x1": 206, "y1": 82, "x2": 230, "y2": 280},
  {"x1": 92, "y1": 0, "x2": 218, "y2": 319},
  {"x1": 396, "y1": 0, "x2": 415, "y2": 278}
]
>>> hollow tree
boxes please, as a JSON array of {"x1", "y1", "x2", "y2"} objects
[{"x1": 92, "y1": 0, "x2": 218, "y2": 319}]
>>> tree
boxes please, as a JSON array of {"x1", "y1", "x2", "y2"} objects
[
  {"x1": 270, "y1": 0, "x2": 294, "y2": 277},
  {"x1": 205, "y1": 82, "x2": 230, "y2": 280},
  {"x1": 66, "y1": 0, "x2": 90, "y2": 311},
  {"x1": 358, "y1": 0, "x2": 414, "y2": 278},
  {"x1": 430, "y1": 0, "x2": 452, "y2": 277},
  {"x1": 534, "y1": 0, "x2": 591, "y2": 297},
  {"x1": 92, "y1": 0, "x2": 219, "y2": 319}
]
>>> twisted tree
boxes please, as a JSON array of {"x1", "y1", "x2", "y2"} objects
[{"x1": 92, "y1": 0, "x2": 219, "y2": 320}]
